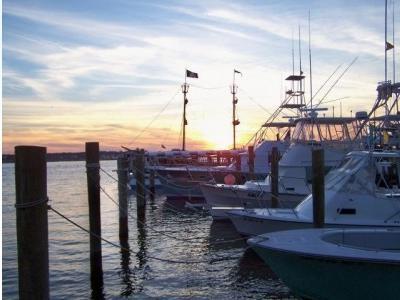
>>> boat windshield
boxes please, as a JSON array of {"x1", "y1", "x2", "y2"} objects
[
  {"x1": 325, "y1": 154, "x2": 366, "y2": 189},
  {"x1": 291, "y1": 118, "x2": 358, "y2": 143}
]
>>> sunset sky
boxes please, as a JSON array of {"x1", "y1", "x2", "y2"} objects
[{"x1": 2, "y1": 0, "x2": 399, "y2": 153}]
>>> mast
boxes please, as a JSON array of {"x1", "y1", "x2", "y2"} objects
[
  {"x1": 231, "y1": 70, "x2": 240, "y2": 150},
  {"x1": 181, "y1": 73, "x2": 189, "y2": 151}
]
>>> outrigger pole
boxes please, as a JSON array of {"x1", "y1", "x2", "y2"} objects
[
  {"x1": 308, "y1": 10, "x2": 313, "y2": 110},
  {"x1": 231, "y1": 69, "x2": 241, "y2": 150},
  {"x1": 181, "y1": 71, "x2": 189, "y2": 151}
]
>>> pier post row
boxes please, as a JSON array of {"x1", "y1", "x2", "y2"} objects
[
  {"x1": 270, "y1": 146, "x2": 279, "y2": 208},
  {"x1": 15, "y1": 145, "x2": 49, "y2": 300},
  {"x1": 85, "y1": 142, "x2": 104, "y2": 294},
  {"x1": 135, "y1": 148, "x2": 146, "y2": 218},
  {"x1": 117, "y1": 156, "x2": 129, "y2": 240},
  {"x1": 312, "y1": 148, "x2": 325, "y2": 228}
]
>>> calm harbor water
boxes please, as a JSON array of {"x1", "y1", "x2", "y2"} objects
[{"x1": 3, "y1": 160, "x2": 293, "y2": 299}]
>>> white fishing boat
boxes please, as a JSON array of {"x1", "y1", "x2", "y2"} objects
[
  {"x1": 202, "y1": 113, "x2": 366, "y2": 219},
  {"x1": 201, "y1": 30, "x2": 369, "y2": 217},
  {"x1": 155, "y1": 139, "x2": 289, "y2": 200},
  {"x1": 229, "y1": 150, "x2": 400, "y2": 235},
  {"x1": 248, "y1": 227, "x2": 400, "y2": 300}
]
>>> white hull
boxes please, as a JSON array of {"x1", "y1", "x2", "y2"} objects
[
  {"x1": 229, "y1": 210, "x2": 400, "y2": 236},
  {"x1": 210, "y1": 207, "x2": 246, "y2": 220},
  {"x1": 201, "y1": 183, "x2": 303, "y2": 208},
  {"x1": 201, "y1": 183, "x2": 304, "y2": 220}
]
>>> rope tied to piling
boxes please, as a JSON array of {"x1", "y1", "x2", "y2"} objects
[
  {"x1": 15, "y1": 196, "x2": 49, "y2": 209},
  {"x1": 86, "y1": 163, "x2": 100, "y2": 169}
]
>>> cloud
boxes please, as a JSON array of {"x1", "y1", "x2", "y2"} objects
[{"x1": 2, "y1": 0, "x2": 399, "y2": 153}]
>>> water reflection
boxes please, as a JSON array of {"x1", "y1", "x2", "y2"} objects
[
  {"x1": 119, "y1": 238, "x2": 133, "y2": 297},
  {"x1": 208, "y1": 220, "x2": 246, "y2": 251},
  {"x1": 136, "y1": 214, "x2": 147, "y2": 269},
  {"x1": 118, "y1": 208, "x2": 148, "y2": 297}
]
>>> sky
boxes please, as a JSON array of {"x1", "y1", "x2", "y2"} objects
[{"x1": 2, "y1": 0, "x2": 400, "y2": 153}]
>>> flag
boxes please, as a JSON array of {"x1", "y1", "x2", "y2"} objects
[
  {"x1": 186, "y1": 69, "x2": 198, "y2": 78},
  {"x1": 386, "y1": 41, "x2": 394, "y2": 51},
  {"x1": 234, "y1": 69, "x2": 242, "y2": 75}
]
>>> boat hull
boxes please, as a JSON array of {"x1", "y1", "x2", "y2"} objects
[
  {"x1": 251, "y1": 242, "x2": 400, "y2": 300},
  {"x1": 201, "y1": 183, "x2": 303, "y2": 208},
  {"x1": 157, "y1": 168, "x2": 266, "y2": 199},
  {"x1": 230, "y1": 212, "x2": 313, "y2": 236},
  {"x1": 229, "y1": 210, "x2": 400, "y2": 236}
]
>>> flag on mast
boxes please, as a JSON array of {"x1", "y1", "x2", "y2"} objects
[
  {"x1": 386, "y1": 41, "x2": 394, "y2": 51},
  {"x1": 234, "y1": 69, "x2": 242, "y2": 75},
  {"x1": 186, "y1": 69, "x2": 198, "y2": 78}
]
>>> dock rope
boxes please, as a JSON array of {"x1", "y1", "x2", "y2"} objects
[
  {"x1": 15, "y1": 197, "x2": 49, "y2": 209},
  {"x1": 48, "y1": 205, "x2": 248, "y2": 264},
  {"x1": 97, "y1": 167, "x2": 249, "y2": 245}
]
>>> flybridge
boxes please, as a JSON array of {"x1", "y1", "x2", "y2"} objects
[{"x1": 290, "y1": 116, "x2": 365, "y2": 144}]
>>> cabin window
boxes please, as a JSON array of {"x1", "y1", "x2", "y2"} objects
[
  {"x1": 375, "y1": 159, "x2": 400, "y2": 189},
  {"x1": 337, "y1": 208, "x2": 356, "y2": 215}
]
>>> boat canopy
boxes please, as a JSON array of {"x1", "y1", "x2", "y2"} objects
[{"x1": 291, "y1": 117, "x2": 361, "y2": 143}]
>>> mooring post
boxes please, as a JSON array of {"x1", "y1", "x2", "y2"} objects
[
  {"x1": 15, "y1": 146, "x2": 49, "y2": 300},
  {"x1": 135, "y1": 149, "x2": 146, "y2": 219},
  {"x1": 312, "y1": 148, "x2": 325, "y2": 228},
  {"x1": 235, "y1": 154, "x2": 241, "y2": 171},
  {"x1": 270, "y1": 146, "x2": 279, "y2": 208},
  {"x1": 149, "y1": 169, "x2": 155, "y2": 202},
  {"x1": 117, "y1": 157, "x2": 129, "y2": 240},
  {"x1": 248, "y1": 146, "x2": 255, "y2": 180},
  {"x1": 85, "y1": 142, "x2": 103, "y2": 296}
]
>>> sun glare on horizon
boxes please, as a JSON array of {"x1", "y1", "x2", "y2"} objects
[{"x1": 195, "y1": 121, "x2": 234, "y2": 150}]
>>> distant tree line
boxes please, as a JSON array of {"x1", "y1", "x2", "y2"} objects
[{"x1": 2, "y1": 151, "x2": 125, "y2": 163}]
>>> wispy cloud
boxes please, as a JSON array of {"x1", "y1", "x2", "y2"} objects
[{"x1": 2, "y1": 0, "x2": 399, "y2": 153}]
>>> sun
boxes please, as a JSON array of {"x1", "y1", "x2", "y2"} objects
[{"x1": 195, "y1": 121, "x2": 233, "y2": 150}]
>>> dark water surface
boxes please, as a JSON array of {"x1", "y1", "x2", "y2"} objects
[{"x1": 3, "y1": 161, "x2": 293, "y2": 299}]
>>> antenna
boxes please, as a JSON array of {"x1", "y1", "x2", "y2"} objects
[
  {"x1": 385, "y1": 0, "x2": 388, "y2": 82},
  {"x1": 299, "y1": 25, "x2": 302, "y2": 74},
  {"x1": 308, "y1": 10, "x2": 313, "y2": 109},
  {"x1": 292, "y1": 29, "x2": 295, "y2": 76},
  {"x1": 298, "y1": 25, "x2": 303, "y2": 106},
  {"x1": 292, "y1": 29, "x2": 295, "y2": 91},
  {"x1": 393, "y1": 0, "x2": 396, "y2": 83}
]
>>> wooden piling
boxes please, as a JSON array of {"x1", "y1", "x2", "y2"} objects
[
  {"x1": 117, "y1": 157, "x2": 129, "y2": 240},
  {"x1": 270, "y1": 147, "x2": 279, "y2": 208},
  {"x1": 15, "y1": 146, "x2": 49, "y2": 300},
  {"x1": 85, "y1": 142, "x2": 103, "y2": 295},
  {"x1": 312, "y1": 148, "x2": 325, "y2": 228},
  {"x1": 248, "y1": 146, "x2": 255, "y2": 180},
  {"x1": 149, "y1": 169, "x2": 155, "y2": 202},
  {"x1": 135, "y1": 149, "x2": 146, "y2": 218},
  {"x1": 235, "y1": 154, "x2": 241, "y2": 171}
]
